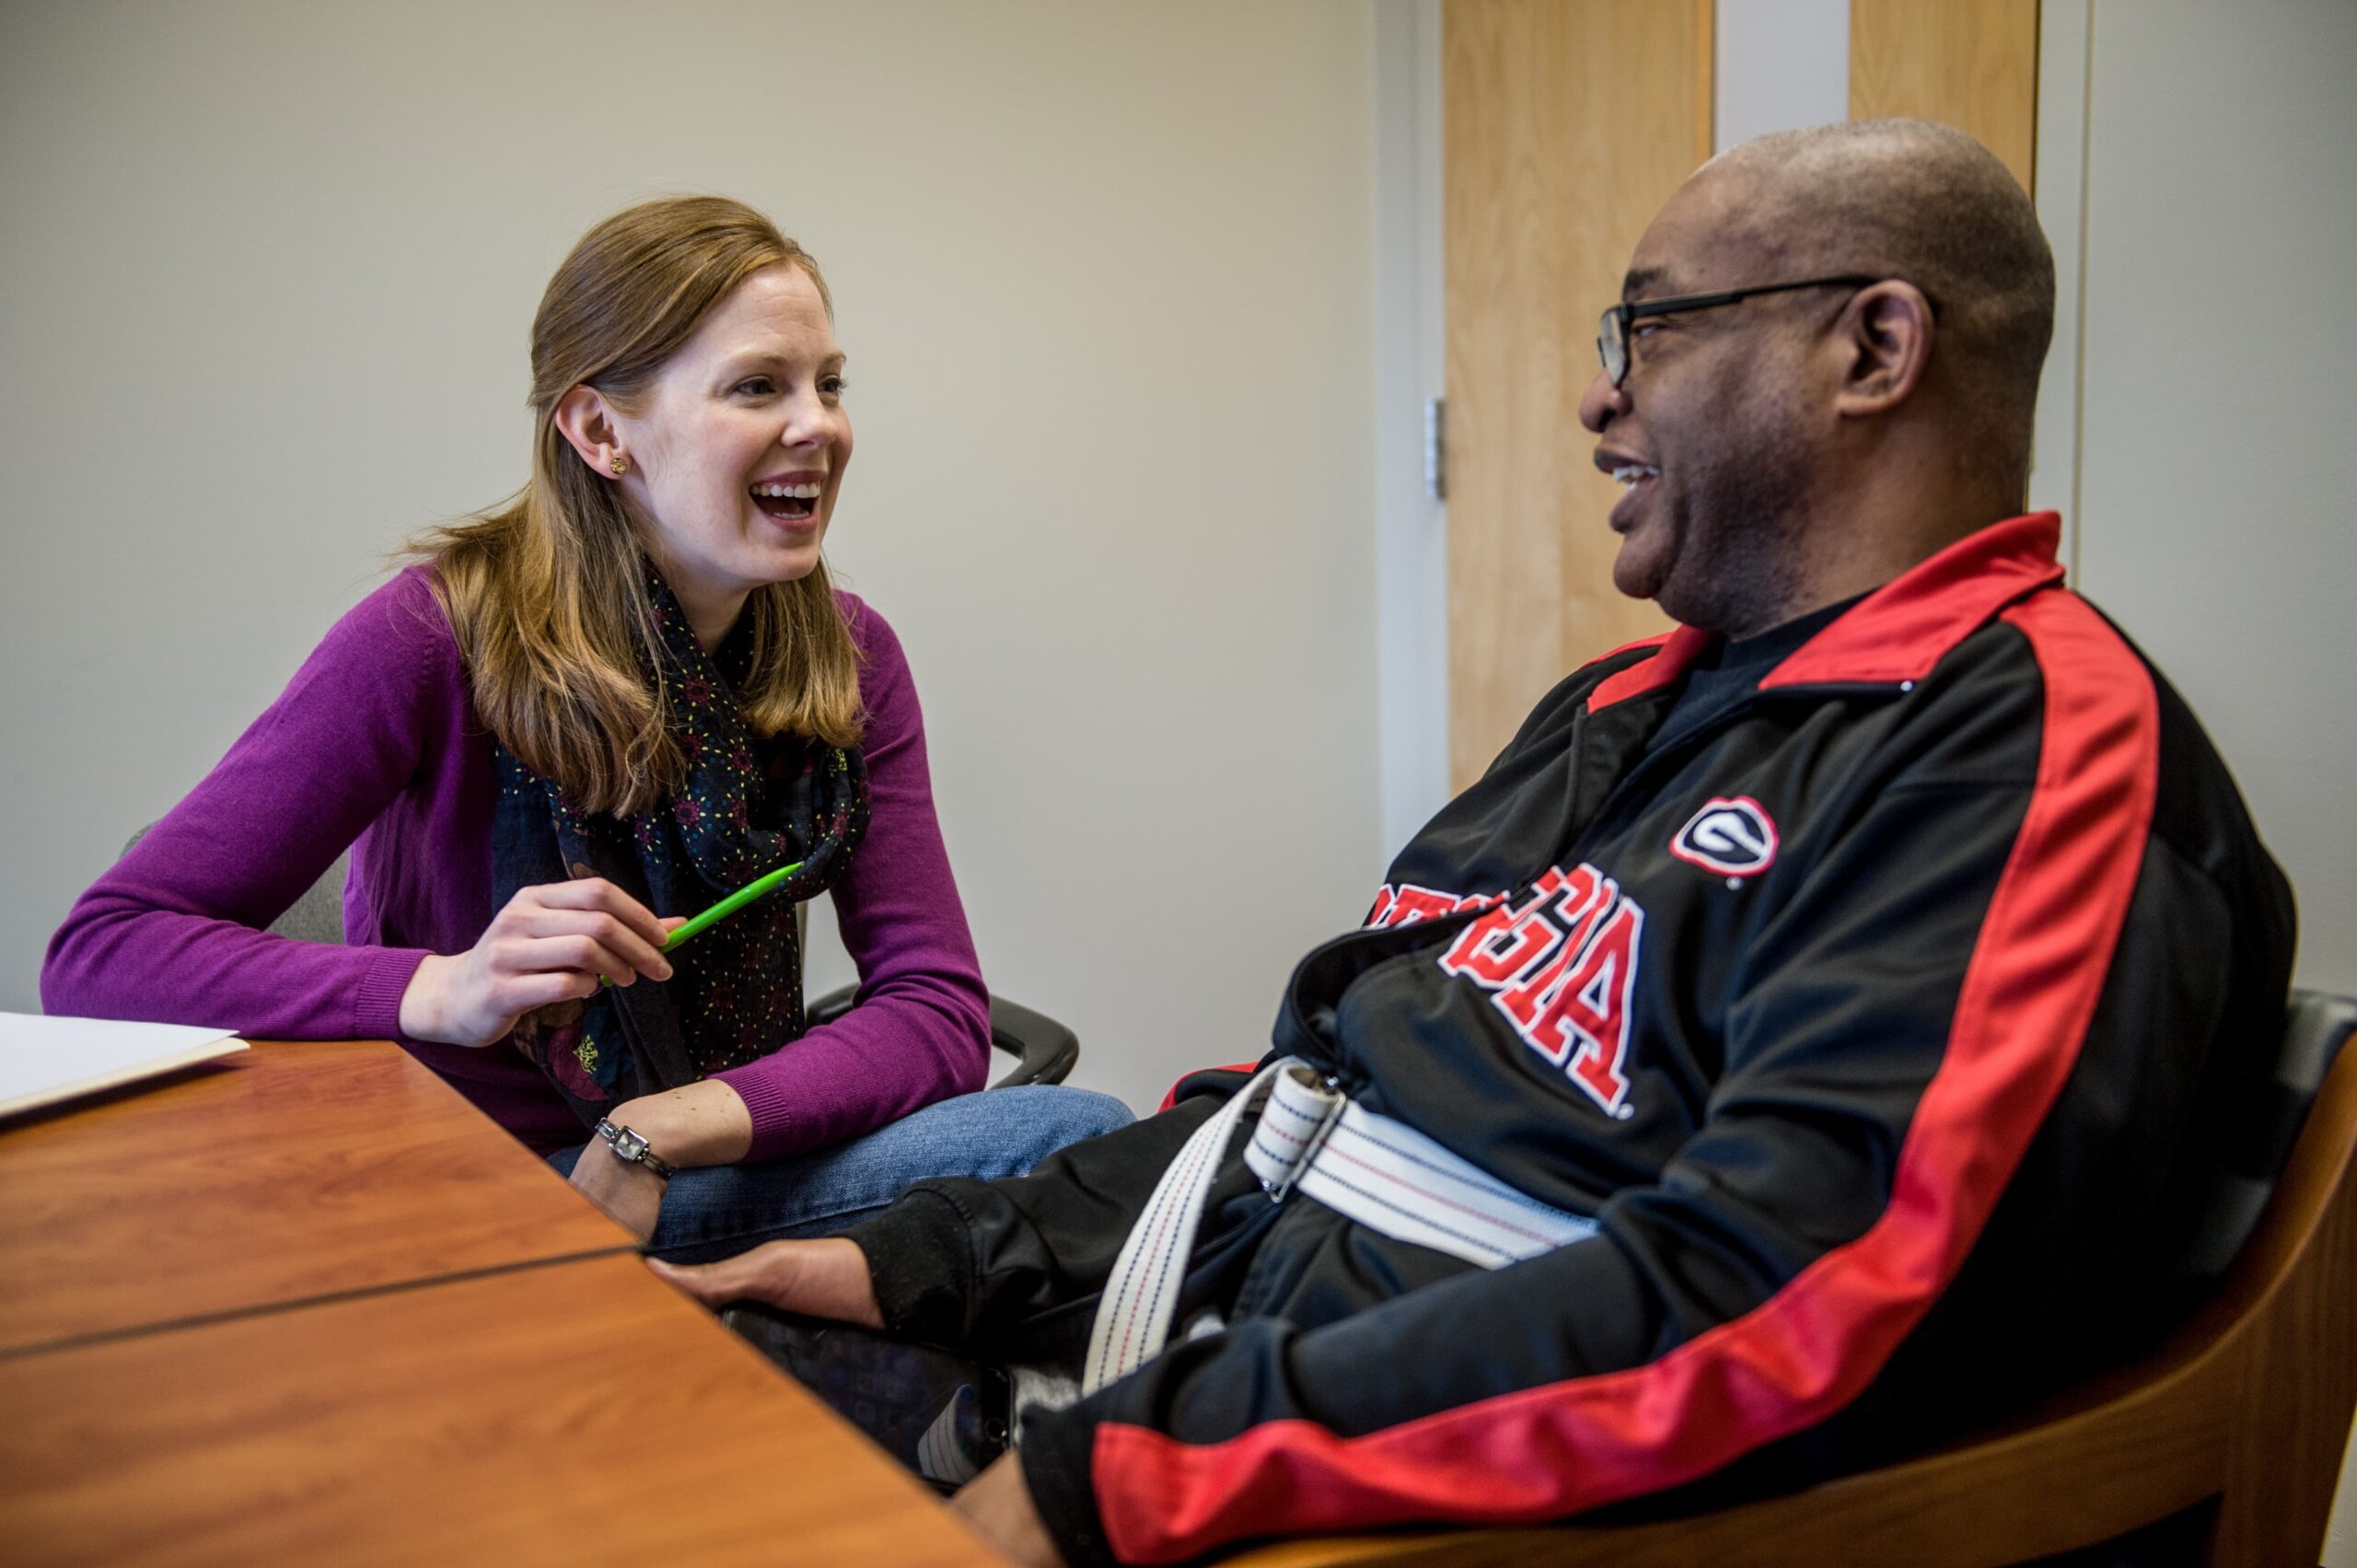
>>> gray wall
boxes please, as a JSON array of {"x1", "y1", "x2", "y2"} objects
[
  {"x1": 2070, "y1": 0, "x2": 2357, "y2": 1006},
  {"x1": 0, "y1": 0, "x2": 1386, "y2": 1114},
  {"x1": 6, "y1": 0, "x2": 2351, "y2": 1106},
  {"x1": 1701, "y1": 0, "x2": 2357, "y2": 1004},
  {"x1": 2067, "y1": 8, "x2": 2357, "y2": 1539}
]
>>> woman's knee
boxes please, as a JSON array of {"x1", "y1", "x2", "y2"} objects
[{"x1": 963, "y1": 1085, "x2": 1133, "y2": 1167}]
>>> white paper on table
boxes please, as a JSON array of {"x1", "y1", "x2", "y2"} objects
[{"x1": 0, "y1": 1013, "x2": 247, "y2": 1121}]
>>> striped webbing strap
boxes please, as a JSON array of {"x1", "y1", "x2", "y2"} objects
[{"x1": 1082, "y1": 1061, "x2": 1596, "y2": 1394}]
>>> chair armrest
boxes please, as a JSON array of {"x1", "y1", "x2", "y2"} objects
[
  {"x1": 802, "y1": 985, "x2": 1080, "y2": 1089},
  {"x1": 982, "y1": 995, "x2": 1079, "y2": 1088}
]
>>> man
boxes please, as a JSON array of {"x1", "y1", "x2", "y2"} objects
[{"x1": 659, "y1": 121, "x2": 2295, "y2": 1566}]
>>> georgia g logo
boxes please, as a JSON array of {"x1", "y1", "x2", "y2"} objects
[{"x1": 1670, "y1": 796, "x2": 1779, "y2": 879}]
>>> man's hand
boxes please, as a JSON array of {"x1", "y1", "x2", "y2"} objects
[
  {"x1": 656, "y1": 1245, "x2": 1053, "y2": 1557},
  {"x1": 647, "y1": 1237, "x2": 885, "y2": 1330},
  {"x1": 951, "y1": 1452, "x2": 1062, "y2": 1568}
]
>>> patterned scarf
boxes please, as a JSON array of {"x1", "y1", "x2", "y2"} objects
[{"x1": 490, "y1": 566, "x2": 868, "y2": 1128}]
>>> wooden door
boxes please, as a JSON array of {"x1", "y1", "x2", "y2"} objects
[
  {"x1": 1443, "y1": 0, "x2": 1713, "y2": 790},
  {"x1": 1851, "y1": 0, "x2": 2040, "y2": 193},
  {"x1": 1441, "y1": 1, "x2": 2041, "y2": 792}
]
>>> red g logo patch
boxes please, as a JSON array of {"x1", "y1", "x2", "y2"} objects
[{"x1": 1670, "y1": 796, "x2": 1779, "y2": 878}]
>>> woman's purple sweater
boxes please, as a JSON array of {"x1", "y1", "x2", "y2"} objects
[{"x1": 41, "y1": 568, "x2": 993, "y2": 1160}]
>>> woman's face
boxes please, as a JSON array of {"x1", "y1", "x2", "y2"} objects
[{"x1": 610, "y1": 263, "x2": 852, "y2": 633}]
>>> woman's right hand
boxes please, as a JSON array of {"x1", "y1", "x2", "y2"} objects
[{"x1": 398, "y1": 877, "x2": 681, "y2": 1047}]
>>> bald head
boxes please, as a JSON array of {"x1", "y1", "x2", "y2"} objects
[
  {"x1": 1696, "y1": 119, "x2": 2056, "y2": 486},
  {"x1": 1583, "y1": 120, "x2": 2061, "y2": 638}
]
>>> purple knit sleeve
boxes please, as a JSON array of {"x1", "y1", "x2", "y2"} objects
[
  {"x1": 41, "y1": 572, "x2": 447, "y2": 1039},
  {"x1": 714, "y1": 596, "x2": 993, "y2": 1160}
]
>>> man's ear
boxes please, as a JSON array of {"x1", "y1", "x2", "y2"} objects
[
  {"x1": 553, "y1": 384, "x2": 629, "y2": 477},
  {"x1": 1831, "y1": 281, "x2": 1935, "y2": 418}
]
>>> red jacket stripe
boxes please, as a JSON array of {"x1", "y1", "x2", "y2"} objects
[
  {"x1": 1763, "y1": 514, "x2": 2064, "y2": 690},
  {"x1": 1587, "y1": 625, "x2": 1708, "y2": 711},
  {"x1": 1091, "y1": 586, "x2": 2159, "y2": 1563}
]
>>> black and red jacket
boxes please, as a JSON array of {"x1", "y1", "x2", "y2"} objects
[{"x1": 846, "y1": 514, "x2": 2295, "y2": 1565}]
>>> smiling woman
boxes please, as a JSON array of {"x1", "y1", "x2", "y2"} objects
[
  {"x1": 42, "y1": 196, "x2": 1132, "y2": 1254},
  {"x1": 431, "y1": 201, "x2": 861, "y2": 822}
]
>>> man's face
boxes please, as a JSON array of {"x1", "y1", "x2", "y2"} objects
[{"x1": 1576, "y1": 179, "x2": 1826, "y2": 638}]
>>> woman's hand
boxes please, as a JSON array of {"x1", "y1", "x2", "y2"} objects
[
  {"x1": 565, "y1": 1083, "x2": 754, "y2": 1242},
  {"x1": 398, "y1": 877, "x2": 682, "y2": 1047},
  {"x1": 647, "y1": 1237, "x2": 885, "y2": 1330},
  {"x1": 566, "y1": 1132, "x2": 669, "y2": 1241}
]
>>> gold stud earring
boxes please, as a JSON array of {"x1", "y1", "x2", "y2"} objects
[{"x1": 609, "y1": 453, "x2": 629, "y2": 476}]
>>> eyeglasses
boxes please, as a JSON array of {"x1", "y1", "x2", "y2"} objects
[{"x1": 1596, "y1": 274, "x2": 1883, "y2": 388}]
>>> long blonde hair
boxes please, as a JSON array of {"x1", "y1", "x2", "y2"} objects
[{"x1": 416, "y1": 196, "x2": 863, "y2": 819}]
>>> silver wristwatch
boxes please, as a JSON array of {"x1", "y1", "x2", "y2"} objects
[{"x1": 594, "y1": 1118, "x2": 678, "y2": 1179}]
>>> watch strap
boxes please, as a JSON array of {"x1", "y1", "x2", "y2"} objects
[{"x1": 594, "y1": 1118, "x2": 679, "y2": 1180}]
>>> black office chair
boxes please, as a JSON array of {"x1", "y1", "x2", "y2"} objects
[{"x1": 122, "y1": 829, "x2": 1079, "y2": 1087}]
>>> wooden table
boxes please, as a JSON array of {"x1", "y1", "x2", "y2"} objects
[
  {"x1": 0, "y1": 1040, "x2": 999, "y2": 1565},
  {"x1": 0, "y1": 1040, "x2": 627, "y2": 1355}
]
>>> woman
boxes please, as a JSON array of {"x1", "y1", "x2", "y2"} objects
[{"x1": 43, "y1": 196, "x2": 1129, "y2": 1256}]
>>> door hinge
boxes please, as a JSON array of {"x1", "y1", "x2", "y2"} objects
[{"x1": 1423, "y1": 397, "x2": 1446, "y2": 501}]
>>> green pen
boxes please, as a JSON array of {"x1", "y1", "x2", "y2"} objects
[
  {"x1": 662, "y1": 858, "x2": 806, "y2": 954},
  {"x1": 604, "y1": 859, "x2": 804, "y2": 985}
]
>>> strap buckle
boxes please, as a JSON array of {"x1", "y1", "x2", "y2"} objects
[{"x1": 1245, "y1": 1064, "x2": 1346, "y2": 1202}]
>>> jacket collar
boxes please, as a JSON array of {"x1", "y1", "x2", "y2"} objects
[{"x1": 1589, "y1": 512, "x2": 2066, "y2": 711}]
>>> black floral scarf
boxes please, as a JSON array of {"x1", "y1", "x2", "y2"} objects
[{"x1": 490, "y1": 566, "x2": 868, "y2": 1128}]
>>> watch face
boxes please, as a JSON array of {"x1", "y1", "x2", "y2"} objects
[{"x1": 613, "y1": 1127, "x2": 651, "y2": 1161}]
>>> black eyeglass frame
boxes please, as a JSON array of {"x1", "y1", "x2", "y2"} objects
[{"x1": 1596, "y1": 273, "x2": 1887, "y2": 388}]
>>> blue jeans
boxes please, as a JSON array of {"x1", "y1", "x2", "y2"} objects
[{"x1": 549, "y1": 1084, "x2": 1133, "y2": 1264}]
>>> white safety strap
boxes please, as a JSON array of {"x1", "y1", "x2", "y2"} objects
[
  {"x1": 1083, "y1": 1059, "x2": 1597, "y2": 1394},
  {"x1": 1084, "y1": 1059, "x2": 1296, "y2": 1394},
  {"x1": 1243, "y1": 1062, "x2": 1348, "y2": 1196},
  {"x1": 1295, "y1": 1100, "x2": 1596, "y2": 1267}
]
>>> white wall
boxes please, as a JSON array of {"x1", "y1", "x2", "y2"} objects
[
  {"x1": 1371, "y1": 0, "x2": 1451, "y2": 859},
  {"x1": 0, "y1": 0, "x2": 1386, "y2": 1114},
  {"x1": 2062, "y1": 10, "x2": 2357, "y2": 1549},
  {"x1": 1714, "y1": 0, "x2": 1851, "y2": 152},
  {"x1": 2070, "y1": 0, "x2": 2357, "y2": 1005}
]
